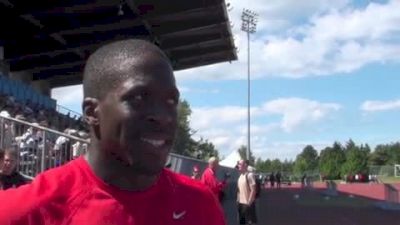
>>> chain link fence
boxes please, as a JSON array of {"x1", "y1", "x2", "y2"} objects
[{"x1": 369, "y1": 165, "x2": 396, "y2": 177}]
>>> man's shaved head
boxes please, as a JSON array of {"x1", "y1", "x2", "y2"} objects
[
  {"x1": 208, "y1": 156, "x2": 219, "y2": 170},
  {"x1": 83, "y1": 39, "x2": 171, "y2": 100},
  {"x1": 83, "y1": 38, "x2": 178, "y2": 186}
]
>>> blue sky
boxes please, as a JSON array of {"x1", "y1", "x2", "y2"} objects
[{"x1": 52, "y1": 0, "x2": 400, "y2": 160}]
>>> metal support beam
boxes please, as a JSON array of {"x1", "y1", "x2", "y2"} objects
[
  {"x1": 5, "y1": 35, "x2": 148, "y2": 60},
  {"x1": 162, "y1": 34, "x2": 228, "y2": 50},
  {"x1": 126, "y1": 0, "x2": 160, "y2": 45},
  {"x1": 15, "y1": 61, "x2": 85, "y2": 74},
  {"x1": 53, "y1": 19, "x2": 143, "y2": 36}
]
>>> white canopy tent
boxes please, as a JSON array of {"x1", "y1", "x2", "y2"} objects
[
  {"x1": 220, "y1": 150, "x2": 242, "y2": 168},
  {"x1": 219, "y1": 150, "x2": 256, "y2": 172}
]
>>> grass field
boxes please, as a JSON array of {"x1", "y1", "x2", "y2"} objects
[
  {"x1": 326, "y1": 177, "x2": 400, "y2": 184},
  {"x1": 379, "y1": 176, "x2": 400, "y2": 184}
]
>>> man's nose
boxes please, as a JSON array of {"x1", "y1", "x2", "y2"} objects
[{"x1": 145, "y1": 106, "x2": 173, "y2": 126}]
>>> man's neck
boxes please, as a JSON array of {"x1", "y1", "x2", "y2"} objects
[{"x1": 85, "y1": 144, "x2": 159, "y2": 191}]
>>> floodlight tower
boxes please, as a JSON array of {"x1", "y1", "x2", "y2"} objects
[{"x1": 241, "y1": 9, "x2": 258, "y2": 161}]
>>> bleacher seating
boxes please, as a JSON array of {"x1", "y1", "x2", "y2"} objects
[
  {"x1": 0, "y1": 72, "x2": 56, "y2": 109},
  {"x1": 0, "y1": 70, "x2": 93, "y2": 178}
]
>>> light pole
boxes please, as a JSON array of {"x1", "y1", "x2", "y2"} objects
[{"x1": 241, "y1": 9, "x2": 258, "y2": 161}]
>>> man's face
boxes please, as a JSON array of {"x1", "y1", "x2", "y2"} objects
[
  {"x1": 210, "y1": 160, "x2": 219, "y2": 170},
  {"x1": 96, "y1": 53, "x2": 179, "y2": 176},
  {"x1": 2, "y1": 153, "x2": 17, "y2": 175},
  {"x1": 237, "y1": 160, "x2": 248, "y2": 173}
]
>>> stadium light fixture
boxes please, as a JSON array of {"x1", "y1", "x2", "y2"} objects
[{"x1": 241, "y1": 9, "x2": 258, "y2": 161}]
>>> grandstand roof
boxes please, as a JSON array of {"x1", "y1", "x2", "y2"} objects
[{"x1": 0, "y1": 0, "x2": 237, "y2": 88}]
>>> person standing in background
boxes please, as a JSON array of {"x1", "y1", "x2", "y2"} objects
[
  {"x1": 237, "y1": 159, "x2": 257, "y2": 225},
  {"x1": 0, "y1": 148, "x2": 30, "y2": 190},
  {"x1": 191, "y1": 165, "x2": 201, "y2": 180},
  {"x1": 276, "y1": 172, "x2": 282, "y2": 189},
  {"x1": 201, "y1": 157, "x2": 227, "y2": 202}
]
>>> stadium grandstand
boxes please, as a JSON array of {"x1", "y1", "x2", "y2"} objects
[{"x1": 0, "y1": 0, "x2": 236, "y2": 178}]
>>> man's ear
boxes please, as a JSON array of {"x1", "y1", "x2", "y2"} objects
[{"x1": 82, "y1": 97, "x2": 99, "y2": 126}]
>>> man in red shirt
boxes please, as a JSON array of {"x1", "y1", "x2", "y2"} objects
[
  {"x1": 201, "y1": 157, "x2": 227, "y2": 202},
  {"x1": 0, "y1": 39, "x2": 225, "y2": 225}
]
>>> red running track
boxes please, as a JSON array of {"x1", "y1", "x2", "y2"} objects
[{"x1": 257, "y1": 187, "x2": 400, "y2": 225}]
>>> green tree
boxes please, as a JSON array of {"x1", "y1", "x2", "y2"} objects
[
  {"x1": 319, "y1": 142, "x2": 345, "y2": 179},
  {"x1": 294, "y1": 145, "x2": 318, "y2": 175},
  {"x1": 362, "y1": 144, "x2": 372, "y2": 153},
  {"x1": 255, "y1": 158, "x2": 293, "y2": 173},
  {"x1": 370, "y1": 142, "x2": 400, "y2": 165},
  {"x1": 172, "y1": 100, "x2": 220, "y2": 160},
  {"x1": 237, "y1": 145, "x2": 255, "y2": 165},
  {"x1": 192, "y1": 138, "x2": 219, "y2": 160},
  {"x1": 173, "y1": 100, "x2": 194, "y2": 156},
  {"x1": 369, "y1": 145, "x2": 390, "y2": 165},
  {"x1": 293, "y1": 157, "x2": 307, "y2": 175},
  {"x1": 341, "y1": 143, "x2": 369, "y2": 176},
  {"x1": 264, "y1": 159, "x2": 272, "y2": 172},
  {"x1": 387, "y1": 142, "x2": 400, "y2": 165},
  {"x1": 255, "y1": 158, "x2": 268, "y2": 172},
  {"x1": 281, "y1": 159, "x2": 294, "y2": 173},
  {"x1": 345, "y1": 139, "x2": 356, "y2": 151},
  {"x1": 270, "y1": 159, "x2": 282, "y2": 172}
]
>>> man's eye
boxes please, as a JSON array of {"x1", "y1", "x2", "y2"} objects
[
  {"x1": 134, "y1": 95, "x2": 143, "y2": 101},
  {"x1": 167, "y1": 98, "x2": 177, "y2": 105},
  {"x1": 131, "y1": 92, "x2": 148, "y2": 102}
]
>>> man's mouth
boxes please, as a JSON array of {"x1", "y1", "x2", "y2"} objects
[{"x1": 140, "y1": 137, "x2": 167, "y2": 148}]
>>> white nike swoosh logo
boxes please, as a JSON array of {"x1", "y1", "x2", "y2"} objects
[{"x1": 173, "y1": 211, "x2": 186, "y2": 220}]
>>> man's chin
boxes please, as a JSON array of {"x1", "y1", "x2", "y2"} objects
[
  {"x1": 110, "y1": 150, "x2": 168, "y2": 176},
  {"x1": 135, "y1": 164, "x2": 164, "y2": 176}
]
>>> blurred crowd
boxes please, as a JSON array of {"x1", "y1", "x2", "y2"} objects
[
  {"x1": 0, "y1": 94, "x2": 86, "y2": 131},
  {"x1": 0, "y1": 93, "x2": 90, "y2": 177}
]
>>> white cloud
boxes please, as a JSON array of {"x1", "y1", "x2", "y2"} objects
[
  {"x1": 51, "y1": 85, "x2": 83, "y2": 113},
  {"x1": 263, "y1": 98, "x2": 341, "y2": 132},
  {"x1": 176, "y1": 0, "x2": 400, "y2": 80},
  {"x1": 227, "y1": 0, "x2": 350, "y2": 34},
  {"x1": 253, "y1": 141, "x2": 331, "y2": 160},
  {"x1": 361, "y1": 99, "x2": 400, "y2": 112},
  {"x1": 190, "y1": 98, "x2": 341, "y2": 156},
  {"x1": 179, "y1": 86, "x2": 220, "y2": 94},
  {"x1": 237, "y1": 123, "x2": 281, "y2": 136},
  {"x1": 190, "y1": 106, "x2": 262, "y2": 130}
]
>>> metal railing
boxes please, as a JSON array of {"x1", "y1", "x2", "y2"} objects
[
  {"x1": 0, "y1": 114, "x2": 88, "y2": 177},
  {"x1": 56, "y1": 104, "x2": 82, "y2": 119}
]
